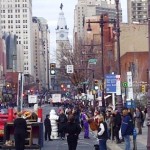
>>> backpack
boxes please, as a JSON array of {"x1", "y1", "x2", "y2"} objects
[{"x1": 127, "y1": 117, "x2": 134, "y2": 135}]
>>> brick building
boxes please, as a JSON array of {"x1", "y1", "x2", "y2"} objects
[
  {"x1": 121, "y1": 52, "x2": 148, "y2": 83},
  {"x1": 83, "y1": 14, "x2": 115, "y2": 80}
]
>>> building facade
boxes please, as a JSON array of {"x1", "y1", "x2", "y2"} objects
[
  {"x1": 2, "y1": 32, "x2": 17, "y2": 72},
  {"x1": 119, "y1": 23, "x2": 148, "y2": 58},
  {"x1": 32, "y1": 17, "x2": 50, "y2": 90},
  {"x1": 121, "y1": 52, "x2": 148, "y2": 86},
  {"x1": 74, "y1": 0, "x2": 122, "y2": 42},
  {"x1": 83, "y1": 15, "x2": 116, "y2": 79},
  {"x1": 16, "y1": 44, "x2": 24, "y2": 72},
  {"x1": 127, "y1": 0, "x2": 148, "y2": 24},
  {"x1": 1, "y1": 0, "x2": 33, "y2": 75}
]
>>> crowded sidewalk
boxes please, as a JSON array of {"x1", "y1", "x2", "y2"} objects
[{"x1": 107, "y1": 125, "x2": 147, "y2": 150}]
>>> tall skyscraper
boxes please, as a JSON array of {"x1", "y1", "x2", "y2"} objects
[
  {"x1": 1, "y1": 0, "x2": 33, "y2": 75},
  {"x1": 127, "y1": 0, "x2": 148, "y2": 24},
  {"x1": 32, "y1": 17, "x2": 50, "y2": 89},
  {"x1": 74, "y1": 0, "x2": 122, "y2": 41}
]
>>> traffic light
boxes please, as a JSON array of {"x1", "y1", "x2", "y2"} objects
[
  {"x1": 94, "y1": 80, "x2": 99, "y2": 90},
  {"x1": 141, "y1": 85, "x2": 145, "y2": 93},
  {"x1": 50, "y1": 63, "x2": 56, "y2": 75}
]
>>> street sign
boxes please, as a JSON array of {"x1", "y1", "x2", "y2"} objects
[
  {"x1": 126, "y1": 100, "x2": 135, "y2": 109},
  {"x1": 122, "y1": 82, "x2": 128, "y2": 88},
  {"x1": 116, "y1": 75, "x2": 121, "y2": 95},
  {"x1": 66, "y1": 65, "x2": 74, "y2": 73},
  {"x1": 88, "y1": 59, "x2": 97, "y2": 64},
  {"x1": 105, "y1": 74, "x2": 116, "y2": 93},
  {"x1": 127, "y1": 71, "x2": 133, "y2": 100}
]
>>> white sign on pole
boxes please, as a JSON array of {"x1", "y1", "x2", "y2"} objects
[
  {"x1": 116, "y1": 75, "x2": 121, "y2": 95},
  {"x1": 67, "y1": 65, "x2": 74, "y2": 73},
  {"x1": 127, "y1": 71, "x2": 133, "y2": 100}
]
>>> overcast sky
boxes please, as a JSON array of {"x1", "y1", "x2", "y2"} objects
[{"x1": 32, "y1": 0, "x2": 127, "y2": 55}]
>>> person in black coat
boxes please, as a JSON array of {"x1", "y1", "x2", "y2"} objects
[
  {"x1": 44, "y1": 114, "x2": 52, "y2": 141},
  {"x1": 14, "y1": 112, "x2": 27, "y2": 150},
  {"x1": 64, "y1": 114, "x2": 81, "y2": 150},
  {"x1": 113, "y1": 110, "x2": 122, "y2": 143},
  {"x1": 58, "y1": 109, "x2": 68, "y2": 140}
]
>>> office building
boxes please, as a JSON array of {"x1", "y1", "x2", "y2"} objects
[
  {"x1": 127, "y1": 0, "x2": 148, "y2": 24},
  {"x1": 32, "y1": 17, "x2": 50, "y2": 89},
  {"x1": 1, "y1": 0, "x2": 33, "y2": 75},
  {"x1": 74, "y1": 0, "x2": 122, "y2": 41}
]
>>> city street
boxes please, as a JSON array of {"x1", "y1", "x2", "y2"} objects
[
  {"x1": 40, "y1": 104, "x2": 148, "y2": 150},
  {"x1": 41, "y1": 104, "x2": 99, "y2": 150}
]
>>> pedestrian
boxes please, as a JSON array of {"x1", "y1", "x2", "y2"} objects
[
  {"x1": 113, "y1": 109, "x2": 122, "y2": 143},
  {"x1": 121, "y1": 107, "x2": 133, "y2": 150},
  {"x1": 14, "y1": 112, "x2": 27, "y2": 150},
  {"x1": 44, "y1": 114, "x2": 52, "y2": 141},
  {"x1": 64, "y1": 114, "x2": 81, "y2": 150},
  {"x1": 58, "y1": 109, "x2": 68, "y2": 140},
  {"x1": 81, "y1": 110, "x2": 90, "y2": 139},
  {"x1": 97, "y1": 115, "x2": 108, "y2": 150},
  {"x1": 135, "y1": 107, "x2": 142, "y2": 134}
]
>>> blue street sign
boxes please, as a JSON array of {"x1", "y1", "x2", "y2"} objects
[
  {"x1": 126, "y1": 100, "x2": 135, "y2": 109},
  {"x1": 105, "y1": 74, "x2": 116, "y2": 93}
]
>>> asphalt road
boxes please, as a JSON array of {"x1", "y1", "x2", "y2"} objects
[{"x1": 41, "y1": 104, "x2": 99, "y2": 150}]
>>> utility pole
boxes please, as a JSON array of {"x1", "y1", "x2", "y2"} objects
[
  {"x1": 87, "y1": 14, "x2": 116, "y2": 111},
  {"x1": 115, "y1": 0, "x2": 123, "y2": 112},
  {"x1": 100, "y1": 14, "x2": 105, "y2": 109},
  {"x1": 147, "y1": 0, "x2": 150, "y2": 149}
]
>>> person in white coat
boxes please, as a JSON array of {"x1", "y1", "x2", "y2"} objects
[{"x1": 49, "y1": 109, "x2": 59, "y2": 139}]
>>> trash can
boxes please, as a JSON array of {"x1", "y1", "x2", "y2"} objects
[{"x1": 94, "y1": 144, "x2": 99, "y2": 150}]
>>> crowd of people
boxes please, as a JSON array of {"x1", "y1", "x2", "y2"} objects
[{"x1": 44, "y1": 100, "x2": 147, "y2": 150}]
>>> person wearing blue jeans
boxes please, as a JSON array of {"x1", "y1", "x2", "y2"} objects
[
  {"x1": 124, "y1": 135, "x2": 130, "y2": 150},
  {"x1": 121, "y1": 108, "x2": 132, "y2": 150},
  {"x1": 99, "y1": 139, "x2": 107, "y2": 150},
  {"x1": 97, "y1": 115, "x2": 108, "y2": 150}
]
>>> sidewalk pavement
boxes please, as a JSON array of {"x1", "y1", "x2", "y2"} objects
[{"x1": 107, "y1": 126, "x2": 147, "y2": 150}]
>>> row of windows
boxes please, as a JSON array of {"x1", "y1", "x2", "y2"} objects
[
  {"x1": 24, "y1": 67, "x2": 28, "y2": 71},
  {"x1": 1, "y1": 25, "x2": 28, "y2": 29},
  {"x1": 1, "y1": 14, "x2": 28, "y2": 18},
  {"x1": 1, "y1": 9, "x2": 27, "y2": 13},
  {"x1": 24, "y1": 61, "x2": 29, "y2": 65},
  {"x1": 1, "y1": 4, "x2": 28, "y2": 8},
  {"x1": 1, "y1": 20, "x2": 27, "y2": 23}
]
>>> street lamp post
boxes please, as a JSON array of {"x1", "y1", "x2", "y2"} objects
[
  {"x1": 115, "y1": 0, "x2": 123, "y2": 112},
  {"x1": 87, "y1": 14, "x2": 115, "y2": 110},
  {"x1": 147, "y1": 0, "x2": 150, "y2": 149},
  {"x1": 100, "y1": 14, "x2": 105, "y2": 109}
]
